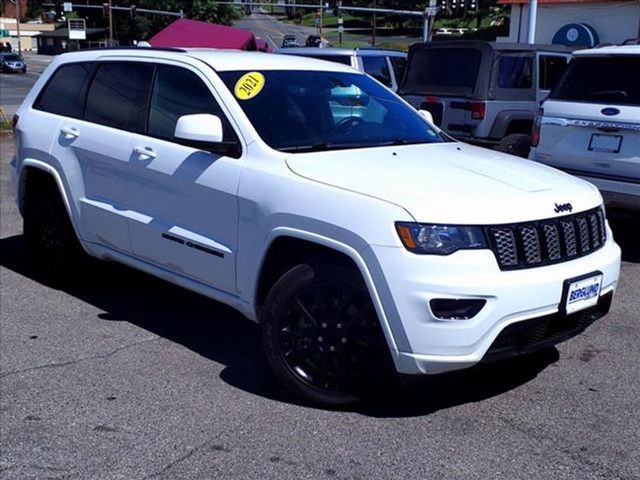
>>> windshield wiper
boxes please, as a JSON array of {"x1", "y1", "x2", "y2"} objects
[
  {"x1": 378, "y1": 138, "x2": 427, "y2": 147},
  {"x1": 279, "y1": 143, "x2": 331, "y2": 153}
]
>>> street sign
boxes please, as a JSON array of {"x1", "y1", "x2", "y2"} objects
[
  {"x1": 63, "y1": 2, "x2": 73, "y2": 12},
  {"x1": 68, "y1": 18, "x2": 86, "y2": 40},
  {"x1": 426, "y1": 6, "x2": 437, "y2": 16},
  {"x1": 338, "y1": 25, "x2": 344, "y2": 33},
  {"x1": 315, "y1": 17, "x2": 320, "y2": 26}
]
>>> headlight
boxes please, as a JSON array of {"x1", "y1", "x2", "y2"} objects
[{"x1": 395, "y1": 222, "x2": 488, "y2": 255}]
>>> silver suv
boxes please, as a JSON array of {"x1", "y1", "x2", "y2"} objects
[
  {"x1": 530, "y1": 45, "x2": 640, "y2": 210},
  {"x1": 276, "y1": 47, "x2": 407, "y2": 92},
  {"x1": 400, "y1": 41, "x2": 572, "y2": 157}
]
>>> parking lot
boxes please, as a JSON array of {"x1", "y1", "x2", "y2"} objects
[{"x1": 1, "y1": 67, "x2": 640, "y2": 479}]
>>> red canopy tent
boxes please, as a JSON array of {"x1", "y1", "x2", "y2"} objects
[{"x1": 149, "y1": 18, "x2": 258, "y2": 51}]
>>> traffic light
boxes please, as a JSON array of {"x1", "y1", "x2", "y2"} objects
[
  {"x1": 130, "y1": 4, "x2": 137, "y2": 17},
  {"x1": 102, "y1": 3, "x2": 109, "y2": 17}
]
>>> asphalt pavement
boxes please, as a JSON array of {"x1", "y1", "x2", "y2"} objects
[
  {"x1": 1, "y1": 64, "x2": 640, "y2": 480},
  {"x1": 235, "y1": 10, "x2": 318, "y2": 49}
]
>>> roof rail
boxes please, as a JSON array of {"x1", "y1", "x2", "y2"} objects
[{"x1": 69, "y1": 46, "x2": 187, "y2": 53}]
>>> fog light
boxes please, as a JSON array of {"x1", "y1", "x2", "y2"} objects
[{"x1": 430, "y1": 298, "x2": 486, "y2": 320}]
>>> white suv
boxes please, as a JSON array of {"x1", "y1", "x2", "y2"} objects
[
  {"x1": 12, "y1": 48, "x2": 621, "y2": 405},
  {"x1": 530, "y1": 45, "x2": 640, "y2": 210}
]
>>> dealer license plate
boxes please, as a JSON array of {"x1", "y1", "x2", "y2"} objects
[
  {"x1": 588, "y1": 134, "x2": 622, "y2": 153},
  {"x1": 563, "y1": 273, "x2": 603, "y2": 315}
]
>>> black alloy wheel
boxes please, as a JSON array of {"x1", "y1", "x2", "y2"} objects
[
  {"x1": 262, "y1": 263, "x2": 393, "y2": 405},
  {"x1": 23, "y1": 178, "x2": 82, "y2": 285}
]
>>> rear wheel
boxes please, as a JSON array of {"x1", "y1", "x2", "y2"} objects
[
  {"x1": 23, "y1": 175, "x2": 83, "y2": 285},
  {"x1": 261, "y1": 262, "x2": 393, "y2": 405},
  {"x1": 495, "y1": 133, "x2": 532, "y2": 158}
]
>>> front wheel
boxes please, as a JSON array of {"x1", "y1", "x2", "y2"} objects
[{"x1": 261, "y1": 262, "x2": 393, "y2": 405}]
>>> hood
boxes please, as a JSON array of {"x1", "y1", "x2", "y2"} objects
[{"x1": 286, "y1": 143, "x2": 602, "y2": 224}]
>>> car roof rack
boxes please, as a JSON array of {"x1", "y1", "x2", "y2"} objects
[{"x1": 71, "y1": 46, "x2": 187, "y2": 53}]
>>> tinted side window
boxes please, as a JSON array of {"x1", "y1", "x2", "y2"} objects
[
  {"x1": 84, "y1": 62, "x2": 154, "y2": 132},
  {"x1": 539, "y1": 55, "x2": 568, "y2": 90},
  {"x1": 390, "y1": 56, "x2": 407, "y2": 82},
  {"x1": 36, "y1": 63, "x2": 93, "y2": 117},
  {"x1": 362, "y1": 56, "x2": 392, "y2": 87},
  {"x1": 498, "y1": 56, "x2": 532, "y2": 89},
  {"x1": 304, "y1": 54, "x2": 352, "y2": 66},
  {"x1": 148, "y1": 65, "x2": 236, "y2": 142}
]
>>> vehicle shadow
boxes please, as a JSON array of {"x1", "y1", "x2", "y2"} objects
[
  {"x1": 607, "y1": 208, "x2": 639, "y2": 263},
  {"x1": 0, "y1": 234, "x2": 558, "y2": 418}
]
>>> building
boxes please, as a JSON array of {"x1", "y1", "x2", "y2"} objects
[
  {"x1": 0, "y1": 17, "x2": 55, "y2": 51},
  {"x1": 498, "y1": 0, "x2": 640, "y2": 46},
  {"x1": 36, "y1": 27, "x2": 108, "y2": 55},
  {"x1": 1, "y1": 0, "x2": 27, "y2": 19}
]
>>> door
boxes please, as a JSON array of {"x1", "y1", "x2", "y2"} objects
[
  {"x1": 125, "y1": 63, "x2": 242, "y2": 293},
  {"x1": 536, "y1": 53, "x2": 570, "y2": 104},
  {"x1": 50, "y1": 61, "x2": 155, "y2": 253},
  {"x1": 360, "y1": 55, "x2": 394, "y2": 90}
]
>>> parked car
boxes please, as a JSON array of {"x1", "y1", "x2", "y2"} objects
[
  {"x1": 434, "y1": 28, "x2": 456, "y2": 36},
  {"x1": 0, "y1": 52, "x2": 27, "y2": 73},
  {"x1": 12, "y1": 48, "x2": 620, "y2": 405},
  {"x1": 277, "y1": 46, "x2": 407, "y2": 92},
  {"x1": 530, "y1": 45, "x2": 640, "y2": 210},
  {"x1": 399, "y1": 41, "x2": 572, "y2": 157},
  {"x1": 281, "y1": 34, "x2": 299, "y2": 48},
  {"x1": 255, "y1": 38, "x2": 272, "y2": 53},
  {"x1": 305, "y1": 35, "x2": 322, "y2": 47}
]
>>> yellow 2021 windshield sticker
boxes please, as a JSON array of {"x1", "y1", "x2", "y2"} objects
[{"x1": 234, "y1": 72, "x2": 265, "y2": 100}]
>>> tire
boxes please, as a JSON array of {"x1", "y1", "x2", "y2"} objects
[
  {"x1": 23, "y1": 176, "x2": 83, "y2": 285},
  {"x1": 261, "y1": 262, "x2": 393, "y2": 405},
  {"x1": 495, "y1": 133, "x2": 532, "y2": 158}
]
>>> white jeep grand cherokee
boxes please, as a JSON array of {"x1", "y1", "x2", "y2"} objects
[{"x1": 12, "y1": 48, "x2": 621, "y2": 405}]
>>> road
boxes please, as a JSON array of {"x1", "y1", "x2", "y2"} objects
[
  {"x1": 233, "y1": 10, "x2": 420, "y2": 49},
  {"x1": 1, "y1": 67, "x2": 640, "y2": 480},
  {"x1": 235, "y1": 10, "x2": 318, "y2": 49},
  {"x1": 0, "y1": 53, "x2": 51, "y2": 119}
]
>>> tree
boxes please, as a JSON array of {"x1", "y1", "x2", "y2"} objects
[
  {"x1": 106, "y1": 0, "x2": 245, "y2": 44},
  {"x1": 189, "y1": 0, "x2": 244, "y2": 25}
]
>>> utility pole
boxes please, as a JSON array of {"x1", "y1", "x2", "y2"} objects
[
  {"x1": 11, "y1": 0, "x2": 22, "y2": 55},
  {"x1": 371, "y1": 0, "x2": 376, "y2": 46},
  {"x1": 108, "y1": 0, "x2": 113, "y2": 46}
]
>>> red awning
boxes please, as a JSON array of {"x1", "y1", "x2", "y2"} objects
[
  {"x1": 499, "y1": 0, "x2": 621, "y2": 4},
  {"x1": 149, "y1": 18, "x2": 257, "y2": 51}
]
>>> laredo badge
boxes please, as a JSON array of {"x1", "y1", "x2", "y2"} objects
[{"x1": 234, "y1": 72, "x2": 265, "y2": 100}]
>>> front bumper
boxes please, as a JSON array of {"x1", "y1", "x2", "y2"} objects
[
  {"x1": 367, "y1": 230, "x2": 621, "y2": 375},
  {"x1": 3, "y1": 63, "x2": 25, "y2": 72}
]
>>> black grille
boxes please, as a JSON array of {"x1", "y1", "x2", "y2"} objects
[
  {"x1": 483, "y1": 292, "x2": 613, "y2": 362},
  {"x1": 487, "y1": 207, "x2": 606, "y2": 271}
]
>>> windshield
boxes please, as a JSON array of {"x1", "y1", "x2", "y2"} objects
[
  {"x1": 402, "y1": 48, "x2": 482, "y2": 96},
  {"x1": 3, "y1": 54, "x2": 21, "y2": 61},
  {"x1": 219, "y1": 70, "x2": 444, "y2": 152},
  {"x1": 549, "y1": 56, "x2": 640, "y2": 105}
]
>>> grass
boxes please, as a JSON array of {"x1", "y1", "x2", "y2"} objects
[{"x1": 299, "y1": 13, "x2": 369, "y2": 29}]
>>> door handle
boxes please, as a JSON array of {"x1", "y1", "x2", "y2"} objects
[
  {"x1": 60, "y1": 126, "x2": 79, "y2": 139},
  {"x1": 134, "y1": 146, "x2": 157, "y2": 159}
]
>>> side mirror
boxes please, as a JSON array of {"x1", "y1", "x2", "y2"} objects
[
  {"x1": 175, "y1": 113, "x2": 224, "y2": 144},
  {"x1": 418, "y1": 109, "x2": 434, "y2": 125}
]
